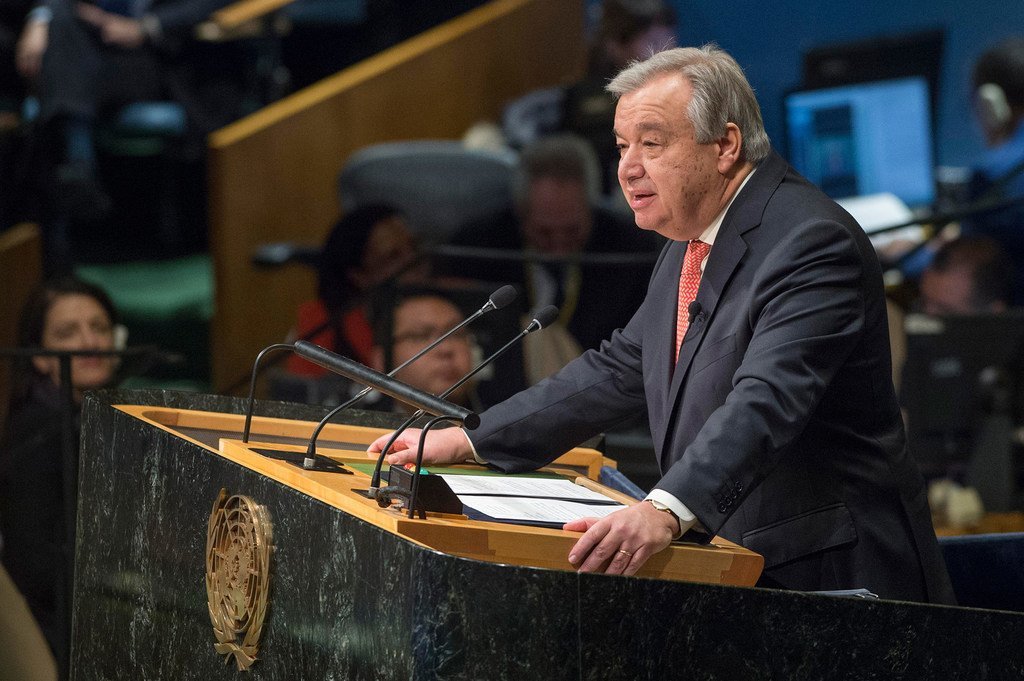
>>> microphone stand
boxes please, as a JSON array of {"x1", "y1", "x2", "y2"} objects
[
  {"x1": 368, "y1": 306, "x2": 559, "y2": 507},
  {"x1": 238, "y1": 285, "x2": 515, "y2": 446},
  {"x1": 288, "y1": 286, "x2": 516, "y2": 467}
]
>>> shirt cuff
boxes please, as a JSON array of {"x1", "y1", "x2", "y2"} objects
[
  {"x1": 645, "y1": 489, "x2": 700, "y2": 536},
  {"x1": 461, "y1": 428, "x2": 487, "y2": 465}
]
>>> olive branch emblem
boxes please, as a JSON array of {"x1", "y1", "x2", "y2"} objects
[{"x1": 205, "y1": 490, "x2": 273, "y2": 671}]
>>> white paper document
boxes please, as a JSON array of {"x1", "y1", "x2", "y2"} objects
[
  {"x1": 460, "y1": 496, "x2": 627, "y2": 524},
  {"x1": 436, "y1": 474, "x2": 614, "y2": 502}
]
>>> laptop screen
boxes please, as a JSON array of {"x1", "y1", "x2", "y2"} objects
[{"x1": 784, "y1": 76, "x2": 936, "y2": 209}]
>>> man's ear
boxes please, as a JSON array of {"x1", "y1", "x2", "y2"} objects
[{"x1": 716, "y1": 122, "x2": 743, "y2": 174}]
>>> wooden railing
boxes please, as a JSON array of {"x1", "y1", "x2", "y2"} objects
[
  {"x1": 207, "y1": 0, "x2": 585, "y2": 391},
  {"x1": 0, "y1": 223, "x2": 43, "y2": 424}
]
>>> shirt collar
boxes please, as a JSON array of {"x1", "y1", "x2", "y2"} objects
[{"x1": 696, "y1": 167, "x2": 756, "y2": 247}]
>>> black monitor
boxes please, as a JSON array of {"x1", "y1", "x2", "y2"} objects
[
  {"x1": 802, "y1": 28, "x2": 945, "y2": 119},
  {"x1": 900, "y1": 311, "x2": 1024, "y2": 479},
  {"x1": 783, "y1": 76, "x2": 937, "y2": 208}
]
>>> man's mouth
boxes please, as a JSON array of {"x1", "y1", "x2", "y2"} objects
[{"x1": 630, "y1": 192, "x2": 655, "y2": 209}]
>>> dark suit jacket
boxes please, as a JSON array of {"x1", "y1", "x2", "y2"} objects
[{"x1": 467, "y1": 151, "x2": 955, "y2": 603}]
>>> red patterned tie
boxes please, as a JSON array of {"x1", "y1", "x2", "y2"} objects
[{"x1": 675, "y1": 240, "x2": 710, "y2": 359}]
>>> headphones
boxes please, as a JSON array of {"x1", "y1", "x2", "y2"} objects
[{"x1": 977, "y1": 82, "x2": 1013, "y2": 134}]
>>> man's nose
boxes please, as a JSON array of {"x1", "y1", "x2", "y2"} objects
[{"x1": 619, "y1": 148, "x2": 644, "y2": 182}]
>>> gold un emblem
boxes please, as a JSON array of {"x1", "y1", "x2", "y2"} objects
[{"x1": 205, "y1": 489, "x2": 273, "y2": 671}]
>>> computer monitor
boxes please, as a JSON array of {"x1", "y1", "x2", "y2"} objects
[
  {"x1": 784, "y1": 77, "x2": 936, "y2": 208},
  {"x1": 900, "y1": 311, "x2": 1024, "y2": 478},
  {"x1": 802, "y1": 28, "x2": 945, "y2": 118}
]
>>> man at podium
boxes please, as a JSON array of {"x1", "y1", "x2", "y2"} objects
[{"x1": 370, "y1": 45, "x2": 955, "y2": 604}]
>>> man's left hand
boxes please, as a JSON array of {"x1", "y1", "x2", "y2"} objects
[{"x1": 564, "y1": 501, "x2": 678, "y2": 576}]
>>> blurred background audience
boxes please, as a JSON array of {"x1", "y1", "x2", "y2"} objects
[{"x1": 443, "y1": 134, "x2": 660, "y2": 382}]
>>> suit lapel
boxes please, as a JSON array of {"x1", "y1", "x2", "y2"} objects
[{"x1": 658, "y1": 151, "x2": 789, "y2": 457}]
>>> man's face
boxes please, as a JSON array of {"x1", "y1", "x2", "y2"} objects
[
  {"x1": 521, "y1": 177, "x2": 593, "y2": 255},
  {"x1": 919, "y1": 267, "x2": 987, "y2": 315},
  {"x1": 614, "y1": 73, "x2": 728, "y2": 241},
  {"x1": 385, "y1": 297, "x2": 474, "y2": 407}
]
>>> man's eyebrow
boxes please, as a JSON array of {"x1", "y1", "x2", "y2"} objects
[{"x1": 613, "y1": 121, "x2": 669, "y2": 137}]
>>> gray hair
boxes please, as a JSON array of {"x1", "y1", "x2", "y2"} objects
[
  {"x1": 607, "y1": 44, "x2": 771, "y2": 163},
  {"x1": 512, "y1": 134, "x2": 602, "y2": 210}
]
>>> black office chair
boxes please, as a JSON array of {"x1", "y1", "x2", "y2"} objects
[{"x1": 337, "y1": 139, "x2": 517, "y2": 243}]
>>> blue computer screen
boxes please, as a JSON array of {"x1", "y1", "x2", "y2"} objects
[{"x1": 784, "y1": 77, "x2": 935, "y2": 208}]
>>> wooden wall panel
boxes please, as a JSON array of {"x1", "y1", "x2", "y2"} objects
[
  {"x1": 0, "y1": 223, "x2": 43, "y2": 424},
  {"x1": 208, "y1": 0, "x2": 585, "y2": 391}
]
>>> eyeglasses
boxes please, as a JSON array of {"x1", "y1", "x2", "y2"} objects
[{"x1": 392, "y1": 327, "x2": 472, "y2": 347}]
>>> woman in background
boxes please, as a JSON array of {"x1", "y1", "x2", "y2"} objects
[
  {"x1": 0, "y1": 276, "x2": 118, "y2": 665},
  {"x1": 285, "y1": 203, "x2": 422, "y2": 378}
]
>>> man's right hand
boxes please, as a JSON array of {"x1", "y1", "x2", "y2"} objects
[
  {"x1": 16, "y1": 20, "x2": 48, "y2": 80},
  {"x1": 367, "y1": 427, "x2": 473, "y2": 467}
]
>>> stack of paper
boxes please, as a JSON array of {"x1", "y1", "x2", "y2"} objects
[{"x1": 437, "y1": 474, "x2": 628, "y2": 525}]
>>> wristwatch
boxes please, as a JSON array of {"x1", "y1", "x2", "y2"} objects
[{"x1": 644, "y1": 498, "x2": 682, "y2": 539}]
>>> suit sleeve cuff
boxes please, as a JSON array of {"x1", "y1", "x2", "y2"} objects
[
  {"x1": 461, "y1": 428, "x2": 487, "y2": 465},
  {"x1": 645, "y1": 489, "x2": 701, "y2": 536}
]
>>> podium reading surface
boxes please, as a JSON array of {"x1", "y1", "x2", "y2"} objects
[{"x1": 70, "y1": 390, "x2": 1024, "y2": 680}]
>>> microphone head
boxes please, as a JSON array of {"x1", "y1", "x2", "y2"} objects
[
  {"x1": 687, "y1": 300, "x2": 702, "y2": 318},
  {"x1": 488, "y1": 285, "x2": 518, "y2": 311},
  {"x1": 530, "y1": 305, "x2": 560, "y2": 330}
]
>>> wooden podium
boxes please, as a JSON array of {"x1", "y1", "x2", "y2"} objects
[
  {"x1": 113, "y1": 403, "x2": 762, "y2": 588},
  {"x1": 70, "y1": 390, "x2": 1024, "y2": 680}
]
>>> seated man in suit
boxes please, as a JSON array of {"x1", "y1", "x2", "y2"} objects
[
  {"x1": 371, "y1": 45, "x2": 954, "y2": 604},
  {"x1": 446, "y1": 133, "x2": 661, "y2": 382}
]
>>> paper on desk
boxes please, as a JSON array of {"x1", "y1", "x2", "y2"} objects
[
  {"x1": 461, "y1": 496, "x2": 627, "y2": 524},
  {"x1": 437, "y1": 474, "x2": 613, "y2": 502}
]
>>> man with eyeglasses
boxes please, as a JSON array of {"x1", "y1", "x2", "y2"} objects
[{"x1": 369, "y1": 290, "x2": 479, "y2": 415}]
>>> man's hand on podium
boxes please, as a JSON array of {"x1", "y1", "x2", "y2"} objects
[
  {"x1": 564, "y1": 501, "x2": 677, "y2": 576},
  {"x1": 367, "y1": 427, "x2": 472, "y2": 467}
]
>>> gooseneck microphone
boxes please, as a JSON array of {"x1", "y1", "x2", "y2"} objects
[
  {"x1": 293, "y1": 341, "x2": 480, "y2": 426},
  {"x1": 242, "y1": 343, "x2": 296, "y2": 443},
  {"x1": 335, "y1": 284, "x2": 517, "y2": 412},
  {"x1": 369, "y1": 305, "x2": 560, "y2": 506},
  {"x1": 293, "y1": 341, "x2": 480, "y2": 469},
  {"x1": 240, "y1": 285, "x2": 515, "y2": 446},
  {"x1": 291, "y1": 286, "x2": 517, "y2": 469}
]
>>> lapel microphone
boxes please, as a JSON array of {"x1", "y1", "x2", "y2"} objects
[{"x1": 687, "y1": 301, "x2": 704, "y2": 325}]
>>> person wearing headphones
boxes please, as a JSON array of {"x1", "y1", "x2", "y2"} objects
[{"x1": 961, "y1": 37, "x2": 1024, "y2": 302}]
